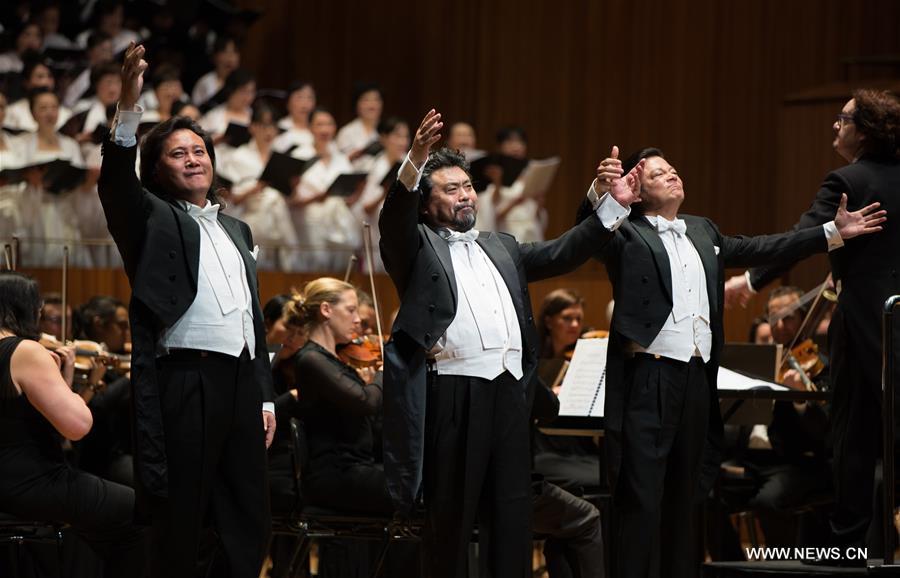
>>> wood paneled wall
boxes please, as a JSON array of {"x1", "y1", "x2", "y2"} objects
[{"x1": 230, "y1": 0, "x2": 900, "y2": 340}]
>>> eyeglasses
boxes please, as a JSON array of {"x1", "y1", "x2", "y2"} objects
[{"x1": 836, "y1": 113, "x2": 854, "y2": 126}]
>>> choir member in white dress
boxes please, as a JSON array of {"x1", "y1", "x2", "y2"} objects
[
  {"x1": 63, "y1": 32, "x2": 114, "y2": 109},
  {"x1": 0, "y1": 21, "x2": 43, "y2": 74},
  {"x1": 290, "y1": 108, "x2": 362, "y2": 272},
  {"x1": 191, "y1": 37, "x2": 241, "y2": 108},
  {"x1": 75, "y1": 1, "x2": 140, "y2": 56},
  {"x1": 199, "y1": 68, "x2": 255, "y2": 148},
  {"x1": 353, "y1": 116, "x2": 409, "y2": 273},
  {"x1": 273, "y1": 81, "x2": 316, "y2": 159},
  {"x1": 217, "y1": 103, "x2": 300, "y2": 271},
  {"x1": 3, "y1": 58, "x2": 72, "y2": 132},
  {"x1": 335, "y1": 83, "x2": 382, "y2": 170},
  {"x1": 0, "y1": 92, "x2": 27, "y2": 251},
  {"x1": 10, "y1": 89, "x2": 92, "y2": 268},
  {"x1": 138, "y1": 64, "x2": 185, "y2": 123},
  {"x1": 486, "y1": 126, "x2": 547, "y2": 242}
]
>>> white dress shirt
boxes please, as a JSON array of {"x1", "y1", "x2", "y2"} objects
[{"x1": 159, "y1": 201, "x2": 256, "y2": 360}]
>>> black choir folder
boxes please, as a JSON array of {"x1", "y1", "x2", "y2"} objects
[
  {"x1": 259, "y1": 153, "x2": 317, "y2": 196},
  {"x1": 223, "y1": 122, "x2": 251, "y2": 148},
  {"x1": 326, "y1": 172, "x2": 368, "y2": 197},
  {"x1": 469, "y1": 153, "x2": 530, "y2": 192},
  {"x1": 0, "y1": 159, "x2": 87, "y2": 194}
]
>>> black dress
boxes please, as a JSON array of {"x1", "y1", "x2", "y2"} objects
[
  {"x1": 0, "y1": 336, "x2": 146, "y2": 576},
  {"x1": 294, "y1": 341, "x2": 391, "y2": 514}
]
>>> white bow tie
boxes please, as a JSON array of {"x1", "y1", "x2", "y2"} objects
[
  {"x1": 656, "y1": 217, "x2": 686, "y2": 235},
  {"x1": 186, "y1": 202, "x2": 220, "y2": 222},
  {"x1": 442, "y1": 229, "x2": 479, "y2": 243}
]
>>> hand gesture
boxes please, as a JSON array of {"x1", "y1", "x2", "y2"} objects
[
  {"x1": 595, "y1": 146, "x2": 624, "y2": 194},
  {"x1": 724, "y1": 274, "x2": 754, "y2": 309},
  {"x1": 120, "y1": 42, "x2": 148, "y2": 111},
  {"x1": 834, "y1": 193, "x2": 887, "y2": 240},
  {"x1": 608, "y1": 155, "x2": 644, "y2": 208},
  {"x1": 410, "y1": 109, "x2": 442, "y2": 167}
]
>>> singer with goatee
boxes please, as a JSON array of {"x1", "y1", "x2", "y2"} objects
[{"x1": 378, "y1": 109, "x2": 640, "y2": 577}]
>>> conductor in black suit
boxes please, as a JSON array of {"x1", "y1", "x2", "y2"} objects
[
  {"x1": 98, "y1": 44, "x2": 276, "y2": 578},
  {"x1": 579, "y1": 145, "x2": 884, "y2": 578},
  {"x1": 726, "y1": 89, "x2": 900, "y2": 557},
  {"x1": 378, "y1": 109, "x2": 639, "y2": 577}
]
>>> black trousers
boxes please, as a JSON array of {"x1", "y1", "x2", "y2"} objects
[
  {"x1": 615, "y1": 355, "x2": 708, "y2": 578},
  {"x1": 151, "y1": 349, "x2": 270, "y2": 578},
  {"x1": 422, "y1": 371, "x2": 532, "y2": 578},
  {"x1": 0, "y1": 465, "x2": 147, "y2": 577},
  {"x1": 828, "y1": 305, "x2": 883, "y2": 550},
  {"x1": 532, "y1": 480, "x2": 604, "y2": 578}
]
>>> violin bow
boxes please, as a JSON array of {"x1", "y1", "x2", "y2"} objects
[
  {"x1": 362, "y1": 223, "x2": 385, "y2": 360},
  {"x1": 61, "y1": 246, "x2": 69, "y2": 343},
  {"x1": 343, "y1": 254, "x2": 358, "y2": 283}
]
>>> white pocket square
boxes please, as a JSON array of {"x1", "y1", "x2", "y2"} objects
[
  {"x1": 713, "y1": 245, "x2": 720, "y2": 256},
  {"x1": 250, "y1": 245, "x2": 259, "y2": 261}
]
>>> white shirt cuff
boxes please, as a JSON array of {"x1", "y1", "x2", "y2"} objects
[
  {"x1": 823, "y1": 220, "x2": 844, "y2": 252},
  {"x1": 110, "y1": 104, "x2": 144, "y2": 147},
  {"x1": 262, "y1": 402, "x2": 275, "y2": 415},
  {"x1": 589, "y1": 181, "x2": 629, "y2": 231},
  {"x1": 743, "y1": 270, "x2": 757, "y2": 294},
  {"x1": 398, "y1": 151, "x2": 425, "y2": 191}
]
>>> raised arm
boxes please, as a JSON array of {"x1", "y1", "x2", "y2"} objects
[
  {"x1": 724, "y1": 182, "x2": 886, "y2": 306},
  {"x1": 378, "y1": 109, "x2": 442, "y2": 290},
  {"x1": 97, "y1": 42, "x2": 152, "y2": 275},
  {"x1": 719, "y1": 195, "x2": 884, "y2": 269},
  {"x1": 520, "y1": 150, "x2": 643, "y2": 280}
]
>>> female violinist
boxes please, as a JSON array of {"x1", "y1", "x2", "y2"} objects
[{"x1": 0, "y1": 272, "x2": 146, "y2": 575}]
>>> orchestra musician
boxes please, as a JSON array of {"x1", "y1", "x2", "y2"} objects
[
  {"x1": 725, "y1": 88, "x2": 900, "y2": 561},
  {"x1": 0, "y1": 271, "x2": 146, "y2": 577},
  {"x1": 577, "y1": 144, "x2": 884, "y2": 578},
  {"x1": 378, "y1": 108, "x2": 635, "y2": 576},
  {"x1": 98, "y1": 43, "x2": 275, "y2": 578}
]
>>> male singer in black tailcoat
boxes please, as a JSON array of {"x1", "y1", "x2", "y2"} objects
[
  {"x1": 578, "y1": 145, "x2": 884, "y2": 578},
  {"x1": 378, "y1": 110, "x2": 641, "y2": 577},
  {"x1": 97, "y1": 44, "x2": 275, "y2": 578}
]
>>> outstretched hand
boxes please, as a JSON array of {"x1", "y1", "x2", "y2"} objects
[
  {"x1": 410, "y1": 109, "x2": 442, "y2": 167},
  {"x1": 834, "y1": 193, "x2": 887, "y2": 240},
  {"x1": 120, "y1": 42, "x2": 148, "y2": 111}
]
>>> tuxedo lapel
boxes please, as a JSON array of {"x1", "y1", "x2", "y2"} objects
[
  {"x1": 683, "y1": 218, "x2": 719, "y2": 315},
  {"x1": 476, "y1": 232, "x2": 525, "y2": 318},
  {"x1": 169, "y1": 203, "x2": 200, "y2": 291},
  {"x1": 424, "y1": 226, "x2": 458, "y2": 307},
  {"x1": 630, "y1": 217, "x2": 673, "y2": 303}
]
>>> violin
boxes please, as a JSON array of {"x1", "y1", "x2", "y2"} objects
[
  {"x1": 774, "y1": 278, "x2": 837, "y2": 391},
  {"x1": 337, "y1": 334, "x2": 382, "y2": 369},
  {"x1": 39, "y1": 334, "x2": 131, "y2": 377}
]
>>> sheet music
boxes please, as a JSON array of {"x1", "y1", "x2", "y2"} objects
[
  {"x1": 557, "y1": 338, "x2": 608, "y2": 417},
  {"x1": 717, "y1": 366, "x2": 788, "y2": 391},
  {"x1": 517, "y1": 156, "x2": 561, "y2": 199}
]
